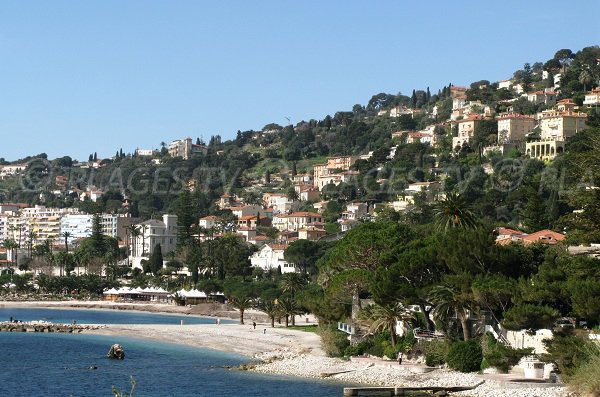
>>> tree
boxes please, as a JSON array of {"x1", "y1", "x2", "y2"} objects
[
  {"x1": 175, "y1": 190, "x2": 195, "y2": 248},
  {"x1": 579, "y1": 70, "x2": 592, "y2": 92},
  {"x1": 61, "y1": 231, "x2": 72, "y2": 255},
  {"x1": 429, "y1": 281, "x2": 477, "y2": 340},
  {"x1": 257, "y1": 299, "x2": 280, "y2": 328},
  {"x1": 2, "y1": 239, "x2": 18, "y2": 270},
  {"x1": 278, "y1": 295, "x2": 304, "y2": 327},
  {"x1": 284, "y1": 240, "x2": 321, "y2": 275},
  {"x1": 280, "y1": 272, "x2": 306, "y2": 299},
  {"x1": 90, "y1": 214, "x2": 105, "y2": 256},
  {"x1": 286, "y1": 186, "x2": 299, "y2": 202},
  {"x1": 147, "y1": 244, "x2": 163, "y2": 275},
  {"x1": 433, "y1": 192, "x2": 478, "y2": 231},
  {"x1": 361, "y1": 302, "x2": 412, "y2": 348}
]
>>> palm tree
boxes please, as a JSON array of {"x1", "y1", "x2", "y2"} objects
[
  {"x1": 433, "y1": 192, "x2": 477, "y2": 231},
  {"x1": 579, "y1": 70, "x2": 592, "y2": 93},
  {"x1": 429, "y1": 283, "x2": 477, "y2": 341},
  {"x1": 229, "y1": 296, "x2": 253, "y2": 325},
  {"x1": 257, "y1": 300, "x2": 281, "y2": 328},
  {"x1": 278, "y1": 296, "x2": 304, "y2": 327},
  {"x1": 280, "y1": 272, "x2": 306, "y2": 299},
  {"x1": 286, "y1": 186, "x2": 299, "y2": 202},
  {"x1": 126, "y1": 225, "x2": 141, "y2": 258},
  {"x1": 61, "y1": 231, "x2": 72, "y2": 254},
  {"x1": 26, "y1": 231, "x2": 37, "y2": 258},
  {"x1": 360, "y1": 303, "x2": 413, "y2": 348},
  {"x1": 2, "y1": 239, "x2": 18, "y2": 271}
]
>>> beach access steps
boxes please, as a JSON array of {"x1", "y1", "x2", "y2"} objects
[{"x1": 343, "y1": 380, "x2": 485, "y2": 396}]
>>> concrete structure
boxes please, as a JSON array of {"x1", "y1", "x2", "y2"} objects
[
  {"x1": 497, "y1": 113, "x2": 535, "y2": 143},
  {"x1": 250, "y1": 243, "x2": 295, "y2": 273},
  {"x1": 229, "y1": 205, "x2": 263, "y2": 219},
  {"x1": 298, "y1": 226, "x2": 326, "y2": 241},
  {"x1": 135, "y1": 149, "x2": 155, "y2": 156},
  {"x1": 0, "y1": 164, "x2": 27, "y2": 179}
]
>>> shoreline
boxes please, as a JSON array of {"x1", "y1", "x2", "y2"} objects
[{"x1": 0, "y1": 300, "x2": 570, "y2": 397}]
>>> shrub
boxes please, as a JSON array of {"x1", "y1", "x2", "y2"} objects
[
  {"x1": 343, "y1": 340, "x2": 372, "y2": 357},
  {"x1": 481, "y1": 333, "x2": 532, "y2": 372},
  {"x1": 426, "y1": 352, "x2": 445, "y2": 367},
  {"x1": 415, "y1": 339, "x2": 450, "y2": 366},
  {"x1": 319, "y1": 325, "x2": 350, "y2": 357},
  {"x1": 541, "y1": 329, "x2": 592, "y2": 377},
  {"x1": 446, "y1": 339, "x2": 483, "y2": 372},
  {"x1": 568, "y1": 342, "x2": 600, "y2": 395}
]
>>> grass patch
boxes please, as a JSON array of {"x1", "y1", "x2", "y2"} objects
[{"x1": 285, "y1": 324, "x2": 319, "y2": 333}]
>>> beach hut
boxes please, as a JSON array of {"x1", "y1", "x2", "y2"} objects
[
  {"x1": 184, "y1": 289, "x2": 208, "y2": 305},
  {"x1": 103, "y1": 288, "x2": 120, "y2": 301}
]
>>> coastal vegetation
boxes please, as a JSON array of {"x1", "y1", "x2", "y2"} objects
[{"x1": 2, "y1": 45, "x2": 600, "y2": 395}]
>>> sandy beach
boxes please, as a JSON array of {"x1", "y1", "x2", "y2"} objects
[{"x1": 1, "y1": 300, "x2": 571, "y2": 397}]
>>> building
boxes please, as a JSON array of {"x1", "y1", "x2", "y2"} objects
[
  {"x1": 313, "y1": 156, "x2": 358, "y2": 189},
  {"x1": 18, "y1": 205, "x2": 81, "y2": 245},
  {"x1": 131, "y1": 214, "x2": 178, "y2": 259},
  {"x1": 199, "y1": 215, "x2": 221, "y2": 230},
  {"x1": 525, "y1": 104, "x2": 587, "y2": 161},
  {"x1": 452, "y1": 115, "x2": 487, "y2": 149},
  {"x1": 168, "y1": 138, "x2": 208, "y2": 160},
  {"x1": 497, "y1": 80, "x2": 512, "y2": 90},
  {"x1": 583, "y1": 88, "x2": 600, "y2": 106},
  {"x1": 273, "y1": 212, "x2": 323, "y2": 232},
  {"x1": 298, "y1": 226, "x2": 326, "y2": 241},
  {"x1": 526, "y1": 90, "x2": 556, "y2": 106},
  {"x1": 229, "y1": 205, "x2": 264, "y2": 219},
  {"x1": 250, "y1": 243, "x2": 295, "y2": 273},
  {"x1": 263, "y1": 193, "x2": 295, "y2": 214},
  {"x1": 135, "y1": 149, "x2": 155, "y2": 156},
  {"x1": 497, "y1": 113, "x2": 535, "y2": 143},
  {"x1": 0, "y1": 164, "x2": 27, "y2": 179},
  {"x1": 406, "y1": 132, "x2": 433, "y2": 144},
  {"x1": 59, "y1": 214, "x2": 135, "y2": 245}
]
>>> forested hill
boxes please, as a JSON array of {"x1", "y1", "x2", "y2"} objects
[{"x1": 0, "y1": 46, "x2": 599, "y2": 233}]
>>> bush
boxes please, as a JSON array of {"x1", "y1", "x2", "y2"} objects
[
  {"x1": 415, "y1": 339, "x2": 450, "y2": 366},
  {"x1": 343, "y1": 340, "x2": 372, "y2": 357},
  {"x1": 568, "y1": 342, "x2": 600, "y2": 395},
  {"x1": 446, "y1": 339, "x2": 483, "y2": 372},
  {"x1": 481, "y1": 333, "x2": 531, "y2": 372},
  {"x1": 319, "y1": 325, "x2": 350, "y2": 357},
  {"x1": 541, "y1": 329, "x2": 591, "y2": 377},
  {"x1": 426, "y1": 352, "x2": 445, "y2": 367}
]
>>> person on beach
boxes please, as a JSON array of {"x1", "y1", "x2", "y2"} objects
[
  {"x1": 263, "y1": 329, "x2": 266, "y2": 334},
  {"x1": 397, "y1": 352, "x2": 403, "y2": 365},
  {"x1": 253, "y1": 321, "x2": 256, "y2": 329}
]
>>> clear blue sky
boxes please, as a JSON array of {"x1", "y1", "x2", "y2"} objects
[{"x1": 1, "y1": 0, "x2": 598, "y2": 161}]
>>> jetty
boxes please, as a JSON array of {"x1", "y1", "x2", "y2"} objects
[
  {"x1": 343, "y1": 380, "x2": 485, "y2": 396},
  {"x1": 0, "y1": 321, "x2": 101, "y2": 333}
]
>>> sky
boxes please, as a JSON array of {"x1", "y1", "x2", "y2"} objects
[{"x1": 0, "y1": 0, "x2": 599, "y2": 162}]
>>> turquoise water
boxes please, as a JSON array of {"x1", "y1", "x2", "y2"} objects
[
  {"x1": 0, "y1": 308, "x2": 346, "y2": 396},
  {"x1": 0, "y1": 307, "x2": 233, "y2": 325}
]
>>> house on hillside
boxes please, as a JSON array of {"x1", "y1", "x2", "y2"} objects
[{"x1": 250, "y1": 243, "x2": 296, "y2": 273}]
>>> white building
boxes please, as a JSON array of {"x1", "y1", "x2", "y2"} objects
[
  {"x1": 584, "y1": 88, "x2": 600, "y2": 106},
  {"x1": 497, "y1": 113, "x2": 536, "y2": 143},
  {"x1": 250, "y1": 243, "x2": 295, "y2": 273},
  {"x1": 131, "y1": 214, "x2": 178, "y2": 260}
]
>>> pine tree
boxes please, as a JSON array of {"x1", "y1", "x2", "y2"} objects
[
  {"x1": 91, "y1": 214, "x2": 105, "y2": 256},
  {"x1": 175, "y1": 190, "x2": 194, "y2": 247}
]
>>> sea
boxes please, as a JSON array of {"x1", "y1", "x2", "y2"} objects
[{"x1": 0, "y1": 307, "x2": 347, "y2": 397}]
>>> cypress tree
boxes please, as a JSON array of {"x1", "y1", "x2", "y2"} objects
[{"x1": 91, "y1": 214, "x2": 105, "y2": 256}]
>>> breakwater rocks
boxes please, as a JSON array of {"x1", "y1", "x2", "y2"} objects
[{"x1": 0, "y1": 321, "x2": 103, "y2": 333}]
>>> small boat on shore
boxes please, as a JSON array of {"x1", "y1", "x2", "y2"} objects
[{"x1": 107, "y1": 344, "x2": 125, "y2": 359}]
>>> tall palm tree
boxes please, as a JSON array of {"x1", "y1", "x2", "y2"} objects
[
  {"x1": 126, "y1": 225, "x2": 141, "y2": 258},
  {"x1": 360, "y1": 302, "x2": 413, "y2": 348},
  {"x1": 26, "y1": 231, "x2": 37, "y2": 258},
  {"x1": 429, "y1": 283, "x2": 477, "y2": 341},
  {"x1": 280, "y1": 272, "x2": 306, "y2": 299},
  {"x1": 579, "y1": 70, "x2": 592, "y2": 92},
  {"x1": 433, "y1": 192, "x2": 477, "y2": 231},
  {"x1": 2, "y1": 239, "x2": 18, "y2": 271},
  {"x1": 61, "y1": 231, "x2": 72, "y2": 254}
]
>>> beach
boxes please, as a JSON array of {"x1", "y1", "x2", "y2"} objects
[{"x1": 0, "y1": 300, "x2": 571, "y2": 397}]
